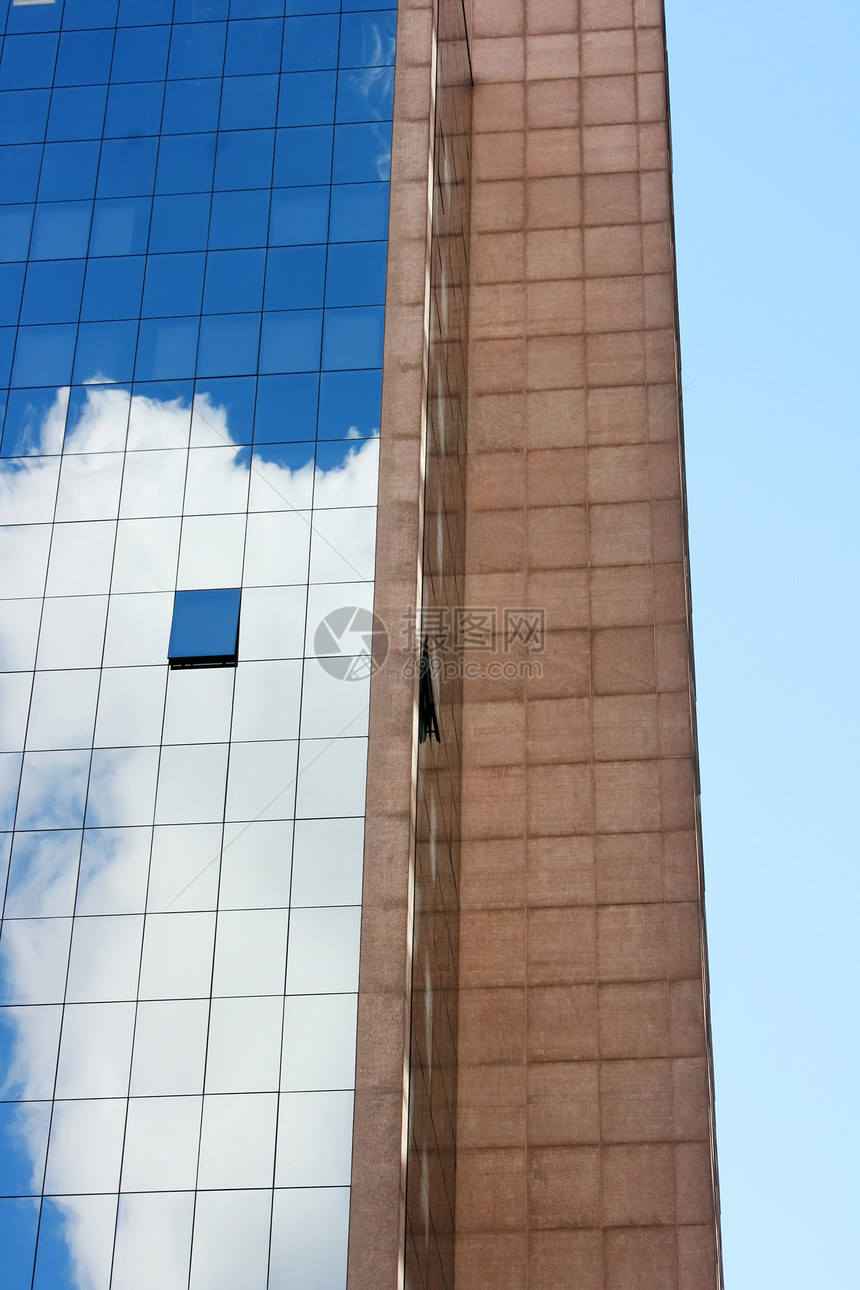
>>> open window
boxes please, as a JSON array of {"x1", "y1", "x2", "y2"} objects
[
  {"x1": 418, "y1": 636, "x2": 440, "y2": 744},
  {"x1": 168, "y1": 588, "x2": 241, "y2": 669}
]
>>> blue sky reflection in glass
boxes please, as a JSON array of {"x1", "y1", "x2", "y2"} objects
[{"x1": 168, "y1": 588, "x2": 241, "y2": 667}]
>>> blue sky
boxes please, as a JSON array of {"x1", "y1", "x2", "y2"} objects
[{"x1": 665, "y1": 1, "x2": 860, "y2": 1284}]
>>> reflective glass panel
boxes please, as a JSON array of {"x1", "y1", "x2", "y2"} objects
[{"x1": 168, "y1": 588, "x2": 242, "y2": 666}]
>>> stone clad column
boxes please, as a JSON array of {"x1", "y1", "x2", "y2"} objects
[{"x1": 455, "y1": 1, "x2": 723, "y2": 1287}]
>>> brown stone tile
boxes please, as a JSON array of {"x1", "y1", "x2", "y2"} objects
[
  {"x1": 605, "y1": 1229, "x2": 678, "y2": 1290},
  {"x1": 526, "y1": 761, "x2": 594, "y2": 836},
  {"x1": 590, "y1": 565, "x2": 655, "y2": 627},
  {"x1": 473, "y1": 130, "x2": 526, "y2": 184},
  {"x1": 471, "y1": 230, "x2": 525, "y2": 284},
  {"x1": 471, "y1": 0, "x2": 525, "y2": 38},
  {"x1": 396, "y1": 7, "x2": 434, "y2": 67},
  {"x1": 645, "y1": 329, "x2": 677, "y2": 384},
  {"x1": 668, "y1": 979, "x2": 707, "y2": 1057},
  {"x1": 459, "y1": 987, "x2": 526, "y2": 1065},
  {"x1": 599, "y1": 981, "x2": 671, "y2": 1058},
  {"x1": 461, "y1": 836, "x2": 526, "y2": 910},
  {"x1": 527, "y1": 907, "x2": 597, "y2": 984},
  {"x1": 528, "y1": 1145, "x2": 601, "y2": 1227},
  {"x1": 527, "y1": 333, "x2": 586, "y2": 390},
  {"x1": 671, "y1": 1057, "x2": 712, "y2": 1141},
  {"x1": 526, "y1": 446, "x2": 587, "y2": 507},
  {"x1": 527, "y1": 568, "x2": 590, "y2": 631},
  {"x1": 470, "y1": 283, "x2": 526, "y2": 340},
  {"x1": 635, "y1": 0, "x2": 665, "y2": 31},
  {"x1": 677, "y1": 1225, "x2": 719, "y2": 1290},
  {"x1": 582, "y1": 0, "x2": 635, "y2": 30},
  {"x1": 644, "y1": 271, "x2": 675, "y2": 329},
  {"x1": 528, "y1": 1230, "x2": 603, "y2": 1289},
  {"x1": 473, "y1": 82, "x2": 526, "y2": 132},
  {"x1": 601, "y1": 1057, "x2": 672, "y2": 1141},
  {"x1": 527, "y1": 77, "x2": 580, "y2": 130},
  {"x1": 597, "y1": 902, "x2": 667, "y2": 980},
  {"x1": 470, "y1": 37, "x2": 526, "y2": 84},
  {"x1": 529, "y1": 984, "x2": 599, "y2": 1061},
  {"x1": 455, "y1": 1234, "x2": 528, "y2": 1290},
  {"x1": 526, "y1": 388, "x2": 587, "y2": 449},
  {"x1": 594, "y1": 759, "x2": 662, "y2": 833},
  {"x1": 463, "y1": 697, "x2": 526, "y2": 767},
  {"x1": 528, "y1": 628, "x2": 591, "y2": 699},
  {"x1": 526, "y1": 279, "x2": 585, "y2": 335},
  {"x1": 462, "y1": 573, "x2": 527, "y2": 620},
  {"x1": 468, "y1": 449, "x2": 525, "y2": 511},
  {"x1": 472, "y1": 179, "x2": 525, "y2": 234},
  {"x1": 638, "y1": 70, "x2": 667, "y2": 122},
  {"x1": 592, "y1": 625, "x2": 655, "y2": 696},
  {"x1": 528, "y1": 1061, "x2": 600, "y2": 1144},
  {"x1": 587, "y1": 442, "x2": 650, "y2": 502},
  {"x1": 651, "y1": 499, "x2": 684, "y2": 563},
  {"x1": 583, "y1": 122, "x2": 639, "y2": 173},
  {"x1": 581, "y1": 28, "x2": 636, "y2": 75},
  {"x1": 582, "y1": 74, "x2": 637, "y2": 126},
  {"x1": 586, "y1": 330, "x2": 647, "y2": 386},
  {"x1": 460, "y1": 908, "x2": 526, "y2": 988},
  {"x1": 353, "y1": 990, "x2": 409, "y2": 1093},
  {"x1": 471, "y1": 338, "x2": 526, "y2": 394},
  {"x1": 526, "y1": 175, "x2": 583, "y2": 230},
  {"x1": 456, "y1": 1147, "x2": 527, "y2": 1232},
  {"x1": 469, "y1": 392, "x2": 526, "y2": 452},
  {"x1": 662, "y1": 831, "x2": 701, "y2": 904},
  {"x1": 584, "y1": 224, "x2": 643, "y2": 275},
  {"x1": 665, "y1": 902, "x2": 702, "y2": 981},
  {"x1": 642, "y1": 220, "x2": 673, "y2": 272},
  {"x1": 526, "y1": 0, "x2": 583, "y2": 35},
  {"x1": 641, "y1": 167, "x2": 670, "y2": 222},
  {"x1": 658, "y1": 691, "x2": 693, "y2": 758},
  {"x1": 583, "y1": 171, "x2": 640, "y2": 225},
  {"x1": 526, "y1": 504, "x2": 589, "y2": 570},
  {"x1": 462, "y1": 763, "x2": 526, "y2": 840},
  {"x1": 594, "y1": 831, "x2": 665, "y2": 904},
  {"x1": 585, "y1": 275, "x2": 646, "y2": 332},
  {"x1": 639, "y1": 119, "x2": 669, "y2": 169},
  {"x1": 660, "y1": 756, "x2": 696, "y2": 831},
  {"x1": 655, "y1": 623, "x2": 690, "y2": 693},
  {"x1": 589, "y1": 500, "x2": 653, "y2": 565},
  {"x1": 394, "y1": 65, "x2": 433, "y2": 122},
  {"x1": 458, "y1": 1064, "x2": 527, "y2": 1149},
  {"x1": 586, "y1": 383, "x2": 648, "y2": 445},
  {"x1": 603, "y1": 1143, "x2": 675, "y2": 1225},
  {"x1": 675, "y1": 1142, "x2": 715, "y2": 1224},
  {"x1": 593, "y1": 694, "x2": 658, "y2": 761},
  {"x1": 526, "y1": 695, "x2": 591, "y2": 761},
  {"x1": 525, "y1": 228, "x2": 583, "y2": 282},
  {"x1": 391, "y1": 118, "x2": 432, "y2": 183},
  {"x1": 526, "y1": 834, "x2": 596, "y2": 906},
  {"x1": 526, "y1": 33, "x2": 581, "y2": 81}
]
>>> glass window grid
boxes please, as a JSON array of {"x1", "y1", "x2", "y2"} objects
[{"x1": 0, "y1": 5, "x2": 393, "y2": 1281}]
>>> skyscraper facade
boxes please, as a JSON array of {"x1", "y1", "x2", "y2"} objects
[{"x1": 0, "y1": 1, "x2": 722, "y2": 1289}]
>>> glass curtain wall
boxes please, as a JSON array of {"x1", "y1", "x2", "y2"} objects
[{"x1": 0, "y1": 1, "x2": 395, "y2": 1286}]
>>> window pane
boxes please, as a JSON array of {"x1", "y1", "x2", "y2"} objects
[
  {"x1": 277, "y1": 70, "x2": 335, "y2": 127},
  {"x1": 269, "y1": 185, "x2": 329, "y2": 245},
  {"x1": 104, "y1": 82, "x2": 164, "y2": 138},
  {"x1": 168, "y1": 589, "x2": 242, "y2": 667},
  {"x1": 281, "y1": 15, "x2": 339, "y2": 72},
  {"x1": 219, "y1": 74, "x2": 278, "y2": 130},
  {"x1": 46, "y1": 85, "x2": 108, "y2": 142}
]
